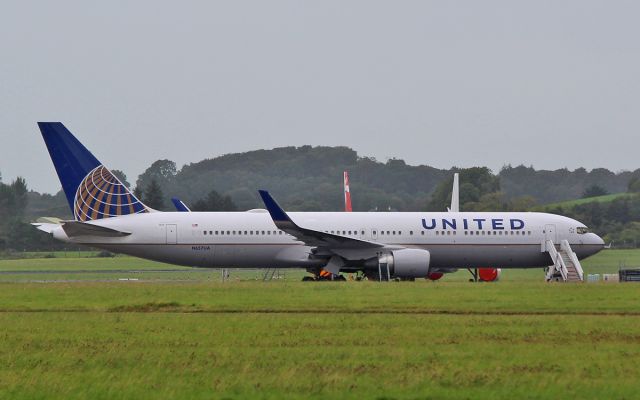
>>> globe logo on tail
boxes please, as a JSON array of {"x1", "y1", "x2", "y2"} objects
[{"x1": 73, "y1": 166, "x2": 148, "y2": 221}]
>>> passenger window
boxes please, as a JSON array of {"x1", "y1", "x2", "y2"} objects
[{"x1": 203, "y1": 231, "x2": 207, "y2": 235}]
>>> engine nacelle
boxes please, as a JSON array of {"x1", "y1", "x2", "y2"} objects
[
  {"x1": 378, "y1": 249, "x2": 431, "y2": 279},
  {"x1": 427, "y1": 272, "x2": 444, "y2": 281},
  {"x1": 478, "y1": 267, "x2": 501, "y2": 282}
]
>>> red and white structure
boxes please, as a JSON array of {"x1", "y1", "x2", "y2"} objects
[{"x1": 343, "y1": 171, "x2": 352, "y2": 212}]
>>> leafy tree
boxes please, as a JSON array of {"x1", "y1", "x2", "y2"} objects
[
  {"x1": 133, "y1": 186, "x2": 143, "y2": 201},
  {"x1": 628, "y1": 177, "x2": 640, "y2": 193},
  {"x1": 136, "y1": 159, "x2": 177, "y2": 190},
  {"x1": 9, "y1": 177, "x2": 27, "y2": 215},
  {"x1": 582, "y1": 185, "x2": 608, "y2": 198},
  {"x1": 426, "y1": 167, "x2": 499, "y2": 211},
  {"x1": 111, "y1": 169, "x2": 130, "y2": 189},
  {"x1": 191, "y1": 190, "x2": 237, "y2": 211},
  {"x1": 508, "y1": 196, "x2": 537, "y2": 211},
  {"x1": 143, "y1": 179, "x2": 165, "y2": 210},
  {"x1": 464, "y1": 192, "x2": 510, "y2": 212}
]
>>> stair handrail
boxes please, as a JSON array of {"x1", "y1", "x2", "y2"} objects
[
  {"x1": 561, "y1": 240, "x2": 584, "y2": 281},
  {"x1": 545, "y1": 239, "x2": 568, "y2": 281}
]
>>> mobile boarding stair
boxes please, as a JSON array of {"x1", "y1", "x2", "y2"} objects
[{"x1": 544, "y1": 240, "x2": 584, "y2": 282}]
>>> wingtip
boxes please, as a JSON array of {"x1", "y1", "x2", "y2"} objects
[{"x1": 257, "y1": 190, "x2": 290, "y2": 222}]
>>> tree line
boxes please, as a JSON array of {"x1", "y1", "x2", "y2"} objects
[{"x1": 2, "y1": 145, "x2": 640, "y2": 252}]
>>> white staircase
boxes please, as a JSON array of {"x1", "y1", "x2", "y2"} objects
[
  {"x1": 544, "y1": 239, "x2": 584, "y2": 282},
  {"x1": 262, "y1": 268, "x2": 281, "y2": 281}
]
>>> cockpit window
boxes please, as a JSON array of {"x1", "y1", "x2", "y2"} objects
[{"x1": 577, "y1": 227, "x2": 589, "y2": 234}]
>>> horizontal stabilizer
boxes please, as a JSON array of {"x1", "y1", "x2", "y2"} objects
[
  {"x1": 31, "y1": 222, "x2": 60, "y2": 234},
  {"x1": 62, "y1": 221, "x2": 131, "y2": 238}
]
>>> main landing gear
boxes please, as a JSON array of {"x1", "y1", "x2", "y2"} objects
[{"x1": 302, "y1": 269, "x2": 347, "y2": 281}]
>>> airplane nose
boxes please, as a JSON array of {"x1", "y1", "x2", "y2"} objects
[
  {"x1": 577, "y1": 233, "x2": 605, "y2": 258},
  {"x1": 592, "y1": 233, "x2": 605, "y2": 247},
  {"x1": 585, "y1": 233, "x2": 605, "y2": 251}
]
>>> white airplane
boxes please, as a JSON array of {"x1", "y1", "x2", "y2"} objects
[
  {"x1": 33, "y1": 122, "x2": 604, "y2": 280},
  {"x1": 447, "y1": 172, "x2": 501, "y2": 281}
]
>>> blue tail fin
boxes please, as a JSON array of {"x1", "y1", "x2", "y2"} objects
[{"x1": 38, "y1": 122, "x2": 150, "y2": 221}]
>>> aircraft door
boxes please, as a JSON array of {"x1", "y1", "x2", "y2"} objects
[
  {"x1": 166, "y1": 224, "x2": 177, "y2": 244},
  {"x1": 371, "y1": 228, "x2": 378, "y2": 241},
  {"x1": 544, "y1": 224, "x2": 557, "y2": 243}
]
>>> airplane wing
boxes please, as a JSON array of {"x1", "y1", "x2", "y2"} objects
[
  {"x1": 171, "y1": 197, "x2": 191, "y2": 212},
  {"x1": 258, "y1": 190, "x2": 384, "y2": 250}
]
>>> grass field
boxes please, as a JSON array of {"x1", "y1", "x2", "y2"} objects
[
  {"x1": 535, "y1": 192, "x2": 633, "y2": 210},
  {"x1": 1, "y1": 250, "x2": 640, "y2": 399}
]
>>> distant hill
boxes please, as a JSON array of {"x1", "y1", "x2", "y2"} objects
[
  {"x1": 131, "y1": 145, "x2": 640, "y2": 212},
  {"x1": 499, "y1": 165, "x2": 634, "y2": 204},
  {"x1": 150, "y1": 146, "x2": 450, "y2": 212}
]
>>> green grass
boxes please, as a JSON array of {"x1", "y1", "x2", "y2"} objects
[
  {"x1": 2, "y1": 311, "x2": 639, "y2": 400},
  {"x1": 1, "y1": 251, "x2": 640, "y2": 399},
  {"x1": 1, "y1": 249, "x2": 636, "y2": 283},
  {"x1": 536, "y1": 192, "x2": 633, "y2": 210}
]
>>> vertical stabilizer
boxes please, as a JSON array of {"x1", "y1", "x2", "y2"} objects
[
  {"x1": 38, "y1": 122, "x2": 150, "y2": 221},
  {"x1": 449, "y1": 173, "x2": 459, "y2": 213}
]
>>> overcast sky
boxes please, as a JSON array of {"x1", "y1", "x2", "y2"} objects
[{"x1": 1, "y1": 1, "x2": 639, "y2": 194}]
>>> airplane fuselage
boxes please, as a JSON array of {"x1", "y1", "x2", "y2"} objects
[{"x1": 52, "y1": 210, "x2": 604, "y2": 270}]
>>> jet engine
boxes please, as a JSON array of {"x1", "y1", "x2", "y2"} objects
[
  {"x1": 478, "y1": 267, "x2": 501, "y2": 282},
  {"x1": 427, "y1": 272, "x2": 444, "y2": 281},
  {"x1": 377, "y1": 249, "x2": 431, "y2": 279}
]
